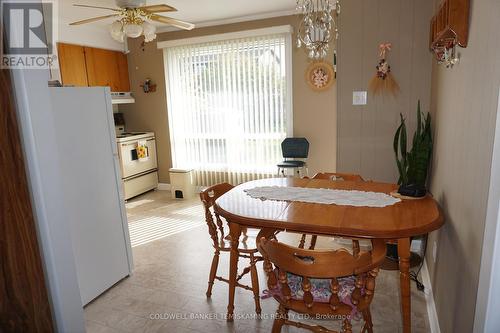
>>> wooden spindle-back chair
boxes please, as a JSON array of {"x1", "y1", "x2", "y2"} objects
[
  {"x1": 199, "y1": 183, "x2": 262, "y2": 314},
  {"x1": 257, "y1": 229, "x2": 386, "y2": 333},
  {"x1": 312, "y1": 172, "x2": 365, "y2": 182}
]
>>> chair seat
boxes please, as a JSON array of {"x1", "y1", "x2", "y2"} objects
[
  {"x1": 277, "y1": 160, "x2": 306, "y2": 168},
  {"x1": 277, "y1": 272, "x2": 359, "y2": 304},
  {"x1": 269, "y1": 269, "x2": 364, "y2": 312}
]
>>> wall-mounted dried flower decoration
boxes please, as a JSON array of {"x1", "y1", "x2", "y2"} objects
[
  {"x1": 305, "y1": 61, "x2": 335, "y2": 92},
  {"x1": 369, "y1": 42, "x2": 400, "y2": 97}
]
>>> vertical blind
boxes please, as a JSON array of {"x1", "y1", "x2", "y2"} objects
[{"x1": 163, "y1": 32, "x2": 292, "y2": 186}]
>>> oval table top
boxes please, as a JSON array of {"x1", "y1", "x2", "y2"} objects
[{"x1": 215, "y1": 177, "x2": 444, "y2": 239}]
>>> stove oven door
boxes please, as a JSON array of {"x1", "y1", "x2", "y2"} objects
[{"x1": 118, "y1": 138, "x2": 158, "y2": 179}]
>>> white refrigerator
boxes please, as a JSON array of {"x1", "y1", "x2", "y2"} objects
[{"x1": 49, "y1": 87, "x2": 133, "y2": 305}]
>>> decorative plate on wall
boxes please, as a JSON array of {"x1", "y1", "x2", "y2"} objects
[{"x1": 305, "y1": 61, "x2": 335, "y2": 91}]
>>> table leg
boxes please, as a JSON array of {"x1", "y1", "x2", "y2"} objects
[
  {"x1": 398, "y1": 237, "x2": 411, "y2": 333},
  {"x1": 227, "y1": 222, "x2": 241, "y2": 322}
]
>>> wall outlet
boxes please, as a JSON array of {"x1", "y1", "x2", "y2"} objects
[
  {"x1": 353, "y1": 91, "x2": 367, "y2": 105},
  {"x1": 410, "y1": 239, "x2": 422, "y2": 253},
  {"x1": 432, "y1": 241, "x2": 438, "y2": 263}
]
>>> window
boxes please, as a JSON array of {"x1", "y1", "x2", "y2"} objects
[{"x1": 161, "y1": 26, "x2": 293, "y2": 186}]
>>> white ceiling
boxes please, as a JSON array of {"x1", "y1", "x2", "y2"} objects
[{"x1": 60, "y1": 0, "x2": 297, "y2": 31}]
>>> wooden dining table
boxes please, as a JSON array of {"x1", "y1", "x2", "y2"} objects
[{"x1": 214, "y1": 177, "x2": 444, "y2": 333}]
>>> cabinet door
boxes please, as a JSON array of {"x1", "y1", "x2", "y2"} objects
[
  {"x1": 84, "y1": 47, "x2": 130, "y2": 92},
  {"x1": 116, "y1": 52, "x2": 130, "y2": 92},
  {"x1": 57, "y1": 43, "x2": 88, "y2": 86}
]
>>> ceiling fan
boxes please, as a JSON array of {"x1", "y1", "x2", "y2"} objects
[{"x1": 69, "y1": 1, "x2": 195, "y2": 43}]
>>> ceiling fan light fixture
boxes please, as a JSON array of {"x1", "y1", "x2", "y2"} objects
[
  {"x1": 111, "y1": 31, "x2": 125, "y2": 42},
  {"x1": 142, "y1": 21, "x2": 157, "y2": 42},
  {"x1": 110, "y1": 20, "x2": 123, "y2": 33},
  {"x1": 124, "y1": 23, "x2": 143, "y2": 38},
  {"x1": 144, "y1": 32, "x2": 157, "y2": 42},
  {"x1": 109, "y1": 21, "x2": 125, "y2": 42},
  {"x1": 142, "y1": 21, "x2": 155, "y2": 35},
  {"x1": 71, "y1": 2, "x2": 193, "y2": 44}
]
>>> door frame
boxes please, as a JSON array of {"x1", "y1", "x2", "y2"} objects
[
  {"x1": 474, "y1": 87, "x2": 500, "y2": 332},
  {"x1": 1, "y1": 69, "x2": 55, "y2": 332}
]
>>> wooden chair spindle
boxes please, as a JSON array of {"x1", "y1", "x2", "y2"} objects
[
  {"x1": 364, "y1": 268, "x2": 379, "y2": 301},
  {"x1": 351, "y1": 274, "x2": 365, "y2": 305},
  {"x1": 214, "y1": 212, "x2": 225, "y2": 240},
  {"x1": 329, "y1": 277, "x2": 341, "y2": 311},
  {"x1": 264, "y1": 259, "x2": 277, "y2": 290},
  {"x1": 301, "y1": 276, "x2": 314, "y2": 308},
  {"x1": 352, "y1": 240, "x2": 360, "y2": 258},
  {"x1": 299, "y1": 234, "x2": 306, "y2": 249},
  {"x1": 278, "y1": 269, "x2": 291, "y2": 303}
]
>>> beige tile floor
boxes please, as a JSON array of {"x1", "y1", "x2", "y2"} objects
[{"x1": 85, "y1": 190, "x2": 431, "y2": 333}]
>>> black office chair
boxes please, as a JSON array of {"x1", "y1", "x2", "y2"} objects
[{"x1": 277, "y1": 137, "x2": 309, "y2": 177}]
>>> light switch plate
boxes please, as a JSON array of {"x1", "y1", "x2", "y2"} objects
[{"x1": 353, "y1": 91, "x2": 367, "y2": 105}]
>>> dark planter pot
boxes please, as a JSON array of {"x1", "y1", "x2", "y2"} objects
[
  {"x1": 382, "y1": 243, "x2": 423, "y2": 271},
  {"x1": 398, "y1": 184, "x2": 427, "y2": 197},
  {"x1": 386, "y1": 243, "x2": 399, "y2": 260}
]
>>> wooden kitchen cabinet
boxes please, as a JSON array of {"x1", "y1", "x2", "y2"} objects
[
  {"x1": 84, "y1": 47, "x2": 130, "y2": 92},
  {"x1": 57, "y1": 43, "x2": 88, "y2": 87},
  {"x1": 57, "y1": 43, "x2": 130, "y2": 92}
]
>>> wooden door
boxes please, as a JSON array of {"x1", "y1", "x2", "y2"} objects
[
  {"x1": 0, "y1": 70, "x2": 55, "y2": 331},
  {"x1": 57, "y1": 43, "x2": 88, "y2": 86},
  {"x1": 84, "y1": 47, "x2": 130, "y2": 92}
]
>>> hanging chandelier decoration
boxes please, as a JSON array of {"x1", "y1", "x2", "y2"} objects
[{"x1": 296, "y1": 0, "x2": 340, "y2": 59}]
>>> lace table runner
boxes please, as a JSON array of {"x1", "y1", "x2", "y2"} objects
[{"x1": 244, "y1": 186, "x2": 401, "y2": 207}]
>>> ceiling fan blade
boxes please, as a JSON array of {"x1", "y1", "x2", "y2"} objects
[
  {"x1": 69, "y1": 14, "x2": 119, "y2": 26},
  {"x1": 73, "y1": 4, "x2": 120, "y2": 12},
  {"x1": 138, "y1": 4, "x2": 177, "y2": 13},
  {"x1": 150, "y1": 14, "x2": 195, "y2": 30}
]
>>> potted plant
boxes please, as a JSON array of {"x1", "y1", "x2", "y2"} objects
[
  {"x1": 384, "y1": 102, "x2": 433, "y2": 270},
  {"x1": 393, "y1": 100, "x2": 433, "y2": 197}
]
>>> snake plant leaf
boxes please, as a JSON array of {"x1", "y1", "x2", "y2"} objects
[
  {"x1": 425, "y1": 112, "x2": 432, "y2": 136},
  {"x1": 393, "y1": 121, "x2": 406, "y2": 185},
  {"x1": 400, "y1": 114, "x2": 407, "y2": 158},
  {"x1": 393, "y1": 123, "x2": 402, "y2": 159},
  {"x1": 395, "y1": 159, "x2": 404, "y2": 185}
]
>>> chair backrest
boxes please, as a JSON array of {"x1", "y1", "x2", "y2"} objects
[
  {"x1": 199, "y1": 183, "x2": 234, "y2": 249},
  {"x1": 257, "y1": 228, "x2": 385, "y2": 310},
  {"x1": 281, "y1": 137, "x2": 309, "y2": 159},
  {"x1": 312, "y1": 172, "x2": 364, "y2": 182}
]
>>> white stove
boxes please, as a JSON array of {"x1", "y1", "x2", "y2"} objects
[
  {"x1": 116, "y1": 132, "x2": 158, "y2": 200},
  {"x1": 116, "y1": 132, "x2": 154, "y2": 142}
]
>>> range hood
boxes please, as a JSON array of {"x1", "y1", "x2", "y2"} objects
[{"x1": 111, "y1": 92, "x2": 135, "y2": 104}]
